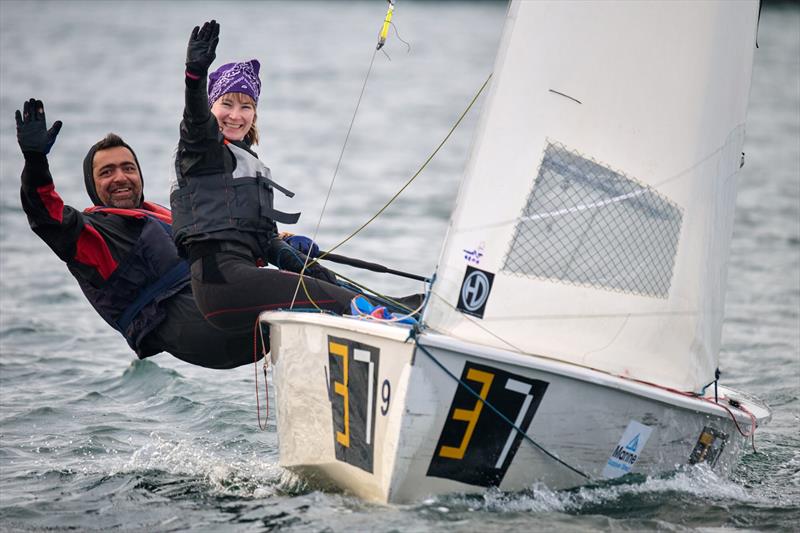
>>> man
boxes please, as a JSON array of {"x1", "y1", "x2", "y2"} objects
[{"x1": 16, "y1": 97, "x2": 254, "y2": 369}]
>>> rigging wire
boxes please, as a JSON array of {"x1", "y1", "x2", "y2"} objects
[
  {"x1": 284, "y1": 46, "x2": 492, "y2": 310},
  {"x1": 295, "y1": 72, "x2": 493, "y2": 300},
  {"x1": 427, "y1": 290, "x2": 525, "y2": 353},
  {"x1": 284, "y1": 69, "x2": 490, "y2": 314},
  {"x1": 289, "y1": 0, "x2": 401, "y2": 310},
  {"x1": 318, "y1": 74, "x2": 492, "y2": 260},
  {"x1": 283, "y1": 3, "x2": 495, "y2": 314},
  {"x1": 288, "y1": 47, "x2": 380, "y2": 310}
]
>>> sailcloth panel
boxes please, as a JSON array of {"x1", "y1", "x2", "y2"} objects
[{"x1": 423, "y1": 0, "x2": 759, "y2": 391}]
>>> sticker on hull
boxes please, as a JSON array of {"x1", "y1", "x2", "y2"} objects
[
  {"x1": 328, "y1": 336, "x2": 380, "y2": 473},
  {"x1": 602, "y1": 420, "x2": 653, "y2": 478},
  {"x1": 427, "y1": 361, "x2": 548, "y2": 487},
  {"x1": 688, "y1": 426, "x2": 727, "y2": 467}
]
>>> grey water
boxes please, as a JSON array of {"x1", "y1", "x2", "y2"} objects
[{"x1": 0, "y1": 1, "x2": 797, "y2": 531}]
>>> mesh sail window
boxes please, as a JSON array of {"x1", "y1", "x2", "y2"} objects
[{"x1": 502, "y1": 142, "x2": 683, "y2": 298}]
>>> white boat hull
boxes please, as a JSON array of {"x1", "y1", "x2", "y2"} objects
[{"x1": 262, "y1": 312, "x2": 770, "y2": 504}]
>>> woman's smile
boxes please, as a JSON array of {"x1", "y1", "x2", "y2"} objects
[{"x1": 211, "y1": 94, "x2": 256, "y2": 142}]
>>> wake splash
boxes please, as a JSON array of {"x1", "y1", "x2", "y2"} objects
[
  {"x1": 112, "y1": 432, "x2": 299, "y2": 499},
  {"x1": 426, "y1": 465, "x2": 778, "y2": 514}
]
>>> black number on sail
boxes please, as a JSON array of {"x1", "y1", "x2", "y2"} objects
[
  {"x1": 328, "y1": 336, "x2": 380, "y2": 473},
  {"x1": 427, "y1": 362, "x2": 549, "y2": 487}
]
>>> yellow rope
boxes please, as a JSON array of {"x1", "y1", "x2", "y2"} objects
[
  {"x1": 297, "y1": 274, "x2": 323, "y2": 311},
  {"x1": 297, "y1": 72, "x2": 493, "y2": 301}
]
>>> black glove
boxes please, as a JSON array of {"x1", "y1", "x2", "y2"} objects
[
  {"x1": 267, "y1": 237, "x2": 338, "y2": 285},
  {"x1": 186, "y1": 20, "x2": 219, "y2": 77},
  {"x1": 305, "y1": 261, "x2": 338, "y2": 286},
  {"x1": 15, "y1": 98, "x2": 62, "y2": 155}
]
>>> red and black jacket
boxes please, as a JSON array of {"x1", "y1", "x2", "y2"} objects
[{"x1": 20, "y1": 152, "x2": 190, "y2": 357}]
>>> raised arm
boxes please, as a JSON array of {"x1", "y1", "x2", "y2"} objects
[
  {"x1": 184, "y1": 20, "x2": 218, "y2": 127},
  {"x1": 179, "y1": 20, "x2": 225, "y2": 177},
  {"x1": 16, "y1": 98, "x2": 85, "y2": 262}
]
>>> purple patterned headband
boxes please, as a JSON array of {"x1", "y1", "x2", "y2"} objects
[{"x1": 208, "y1": 59, "x2": 261, "y2": 106}]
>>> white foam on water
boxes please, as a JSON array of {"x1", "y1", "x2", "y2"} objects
[
  {"x1": 778, "y1": 447, "x2": 800, "y2": 488},
  {"x1": 567, "y1": 467, "x2": 758, "y2": 508},
  {"x1": 441, "y1": 466, "x2": 778, "y2": 514},
  {"x1": 111, "y1": 432, "x2": 285, "y2": 498}
]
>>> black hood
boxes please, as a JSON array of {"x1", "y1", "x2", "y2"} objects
[{"x1": 82, "y1": 138, "x2": 144, "y2": 207}]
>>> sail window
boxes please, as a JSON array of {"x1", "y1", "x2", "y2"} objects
[{"x1": 502, "y1": 141, "x2": 682, "y2": 298}]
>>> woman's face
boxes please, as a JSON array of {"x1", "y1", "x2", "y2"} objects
[{"x1": 211, "y1": 93, "x2": 256, "y2": 142}]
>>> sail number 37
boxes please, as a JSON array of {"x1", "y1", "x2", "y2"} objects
[
  {"x1": 427, "y1": 361, "x2": 549, "y2": 487},
  {"x1": 328, "y1": 336, "x2": 382, "y2": 473}
]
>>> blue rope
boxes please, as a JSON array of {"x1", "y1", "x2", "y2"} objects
[{"x1": 412, "y1": 335, "x2": 592, "y2": 481}]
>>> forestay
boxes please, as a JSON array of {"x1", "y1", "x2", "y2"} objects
[{"x1": 423, "y1": 0, "x2": 760, "y2": 391}]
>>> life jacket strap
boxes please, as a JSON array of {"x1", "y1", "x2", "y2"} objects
[
  {"x1": 256, "y1": 172, "x2": 300, "y2": 224},
  {"x1": 257, "y1": 172, "x2": 295, "y2": 198}
]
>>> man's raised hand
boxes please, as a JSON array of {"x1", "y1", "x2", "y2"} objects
[{"x1": 15, "y1": 98, "x2": 62, "y2": 155}]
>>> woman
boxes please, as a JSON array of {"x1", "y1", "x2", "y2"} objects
[{"x1": 169, "y1": 20, "x2": 364, "y2": 334}]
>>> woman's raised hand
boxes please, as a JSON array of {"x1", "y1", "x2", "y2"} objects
[{"x1": 186, "y1": 20, "x2": 219, "y2": 77}]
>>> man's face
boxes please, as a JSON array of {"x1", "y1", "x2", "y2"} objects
[{"x1": 92, "y1": 146, "x2": 142, "y2": 208}]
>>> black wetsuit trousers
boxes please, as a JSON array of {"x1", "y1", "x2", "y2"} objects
[
  {"x1": 139, "y1": 286, "x2": 255, "y2": 369},
  {"x1": 190, "y1": 251, "x2": 357, "y2": 336}
]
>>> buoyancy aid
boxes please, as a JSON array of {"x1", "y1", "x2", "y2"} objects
[
  {"x1": 169, "y1": 142, "x2": 300, "y2": 261},
  {"x1": 78, "y1": 202, "x2": 190, "y2": 353}
]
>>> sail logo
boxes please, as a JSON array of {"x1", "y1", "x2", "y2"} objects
[
  {"x1": 463, "y1": 249, "x2": 484, "y2": 265},
  {"x1": 463, "y1": 242, "x2": 485, "y2": 265},
  {"x1": 462, "y1": 273, "x2": 489, "y2": 310},
  {"x1": 457, "y1": 266, "x2": 495, "y2": 318},
  {"x1": 327, "y1": 336, "x2": 380, "y2": 473},
  {"x1": 602, "y1": 420, "x2": 653, "y2": 479},
  {"x1": 427, "y1": 361, "x2": 548, "y2": 487}
]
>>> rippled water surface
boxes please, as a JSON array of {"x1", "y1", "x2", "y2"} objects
[{"x1": 1, "y1": 1, "x2": 798, "y2": 531}]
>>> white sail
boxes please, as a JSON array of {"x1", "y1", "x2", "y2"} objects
[{"x1": 423, "y1": 0, "x2": 760, "y2": 391}]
